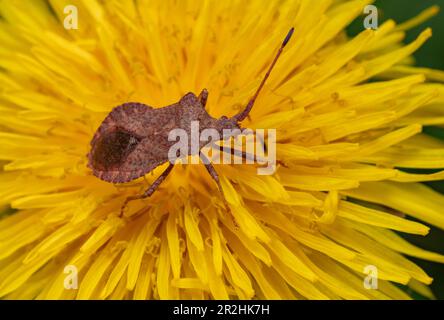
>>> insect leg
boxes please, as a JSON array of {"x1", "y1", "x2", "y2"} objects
[
  {"x1": 216, "y1": 144, "x2": 256, "y2": 162},
  {"x1": 200, "y1": 153, "x2": 239, "y2": 228},
  {"x1": 209, "y1": 137, "x2": 267, "y2": 163},
  {"x1": 120, "y1": 163, "x2": 174, "y2": 216},
  {"x1": 218, "y1": 141, "x2": 287, "y2": 174},
  {"x1": 198, "y1": 89, "x2": 208, "y2": 107},
  {"x1": 200, "y1": 154, "x2": 226, "y2": 200}
]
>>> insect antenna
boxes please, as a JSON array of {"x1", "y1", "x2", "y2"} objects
[{"x1": 231, "y1": 27, "x2": 294, "y2": 123}]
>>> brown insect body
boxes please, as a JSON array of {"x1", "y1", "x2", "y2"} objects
[
  {"x1": 87, "y1": 28, "x2": 294, "y2": 214},
  {"x1": 87, "y1": 91, "x2": 239, "y2": 183}
]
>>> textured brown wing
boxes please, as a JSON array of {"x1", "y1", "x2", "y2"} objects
[{"x1": 87, "y1": 102, "x2": 179, "y2": 183}]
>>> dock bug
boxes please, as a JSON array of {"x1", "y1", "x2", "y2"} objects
[{"x1": 87, "y1": 28, "x2": 294, "y2": 216}]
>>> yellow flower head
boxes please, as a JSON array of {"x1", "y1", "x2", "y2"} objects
[{"x1": 0, "y1": 0, "x2": 444, "y2": 300}]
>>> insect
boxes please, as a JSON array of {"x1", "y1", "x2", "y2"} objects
[{"x1": 87, "y1": 28, "x2": 294, "y2": 216}]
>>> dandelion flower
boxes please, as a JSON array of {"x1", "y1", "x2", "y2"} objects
[{"x1": 1, "y1": 0, "x2": 444, "y2": 300}]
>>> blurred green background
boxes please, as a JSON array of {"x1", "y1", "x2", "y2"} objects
[{"x1": 348, "y1": 0, "x2": 444, "y2": 299}]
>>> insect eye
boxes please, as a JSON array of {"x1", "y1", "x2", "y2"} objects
[{"x1": 92, "y1": 129, "x2": 141, "y2": 170}]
